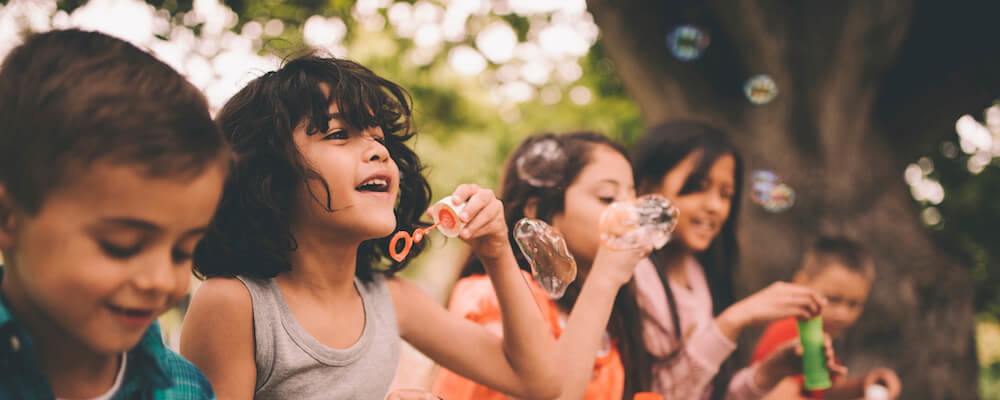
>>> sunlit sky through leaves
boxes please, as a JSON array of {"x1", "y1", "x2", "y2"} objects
[{"x1": 0, "y1": 0, "x2": 996, "y2": 219}]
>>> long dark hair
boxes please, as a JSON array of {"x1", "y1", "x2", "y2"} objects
[
  {"x1": 460, "y1": 132, "x2": 653, "y2": 399},
  {"x1": 194, "y1": 54, "x2": 431, "y2": 282},
  {"x1": 631, "y1": 120, "x2": 744, "y2": 400}
]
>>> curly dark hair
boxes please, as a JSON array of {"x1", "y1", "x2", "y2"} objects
[{"x1": 194, "y1": 54, "x2": 431, "y2": 282}]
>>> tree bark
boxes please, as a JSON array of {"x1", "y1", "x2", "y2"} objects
[{"x1": 587, "y1": 0, "x2": 1000, "y2": 398}]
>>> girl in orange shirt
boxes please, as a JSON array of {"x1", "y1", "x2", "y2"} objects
[{"x1": 434, "y1": 132, "x2": 654, "y2": 400}]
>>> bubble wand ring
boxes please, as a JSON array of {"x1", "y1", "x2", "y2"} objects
[{"x1": 389, "y1": 203, "x2": 461, "y2": 262}]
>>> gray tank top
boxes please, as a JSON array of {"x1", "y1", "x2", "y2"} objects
[{"x1": 236, "y1": 274, "x2": 400, "y2": 400}]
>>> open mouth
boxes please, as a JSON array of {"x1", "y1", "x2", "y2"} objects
[
  {"x1": 690, "y1": 218, "x2": 717, "y2": 232},
  {"x1": 108, "y1": 305, "x2": 155, "y2": 319},
  {"x1": 356, "y1": 177, "x2": 390, "y2": 193}
]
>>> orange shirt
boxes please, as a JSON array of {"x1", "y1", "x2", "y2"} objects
[{"x1": 432, "y1": 272, "x2": 625, "y2": 400}]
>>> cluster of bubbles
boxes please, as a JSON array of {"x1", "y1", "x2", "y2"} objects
[
  {"x1": 665, "y1": 24, "x2": 779, "y2": 106},
  {"x1": 751, "y1": 170, "x2": 796, "y2": 212},
  {"x1": 600, "y1": 194, "x2": 680, "y2": 250},
  {"x1": 515, "y1": 138, "x2": 569, "y2": 188},
  {"x1": 744, "y1": 74, "x2": 778, "y2": 105},
  {"x1": 666, "y1": 25, "x2": 710, "y2": 62},
  {"x1": 513, "y1": 218, "x2": 578, "y2": 299}
]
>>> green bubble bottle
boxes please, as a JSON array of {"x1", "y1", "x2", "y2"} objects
[{"x1": 798, "y1": 317, "x2": 832, "y2": 397}]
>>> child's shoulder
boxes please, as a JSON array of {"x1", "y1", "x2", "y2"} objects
[
  {"x1": 190, "y1": 277, "x2": 254, "y2": 308},
  {"x1": 445, "y1": 272, "x2": 552, "y2": 322}
]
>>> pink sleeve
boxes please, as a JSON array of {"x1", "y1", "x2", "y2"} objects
[
  {"x1": 725, "y1": 364, "x2": 768, "y2": 400},
  {"x1": 635, "y1": 260, "x2": 765, "y2": 400},
  {"x1": 636, "y1": 259, "x2": 742, "y2": 399}
]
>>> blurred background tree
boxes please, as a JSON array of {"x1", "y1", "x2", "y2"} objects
[{"x1": 0, "y1": 0, "x2": 997, "y2": 397}]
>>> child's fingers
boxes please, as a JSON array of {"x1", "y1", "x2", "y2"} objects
[
  {"x1": 458, "y1": 188, "x2": 496, "y2": 223},
  {"x1": 450, "y1": 184, "x2": 480, "y2": 206},
  {"x1": 461, "y1": 201, "x2": 502, "y2": 239},
  {"x1": 829, "y1": 362, "x2": 848, "y2": 378}
]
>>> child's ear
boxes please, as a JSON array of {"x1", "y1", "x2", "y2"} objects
[
  {"x1": 0, "y1": 185, "x2": 21, "y2": 249},
  {"x1": 523, "y1": 197, "x2": 539, "y2": 219}
]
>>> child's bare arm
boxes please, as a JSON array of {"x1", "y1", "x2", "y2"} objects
[
  {"x1": 391, "y1": 184, "x2": 559, "y2": 400},
  {"x1": 180, "y1": 278, "x2": 257, "y2": 400},
  {"x1": 552, "y1": 245, "x2": 647, "y2": 399},
  {"x1": 389, "y1": 277, "x2": 557, "y2": 399}
]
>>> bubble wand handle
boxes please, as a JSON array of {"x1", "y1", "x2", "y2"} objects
[
  {"x1": 388, "y1": 220, "x2": 442, "y2": 263},
  {"x1": 798, "y1": 317, "x2": 832, "y2": 392}
]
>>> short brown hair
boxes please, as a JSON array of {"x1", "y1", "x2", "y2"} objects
[
  {"x1": 802, "y1": 236, "x2": 876, "y2": 280},
  {"x1": 0, "y1": 29, "x2": 227, "y2": 214}
]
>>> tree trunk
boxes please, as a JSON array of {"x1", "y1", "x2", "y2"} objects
[{"x1": 587, "y1": 0, "x2": 1000, "y2": 398}]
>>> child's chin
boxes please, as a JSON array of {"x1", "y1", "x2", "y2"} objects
[
  {"x1": 88, "y1": 335, "x2": 144, "y2": 355},
  {"x1": 368, "y1": 221, "x2": 397, "y2": 239}
]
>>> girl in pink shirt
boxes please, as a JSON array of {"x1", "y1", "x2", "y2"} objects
[{"x1": 630, "y1": 121, "x2": 841, "y2": 400}]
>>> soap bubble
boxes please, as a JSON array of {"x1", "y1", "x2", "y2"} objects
[
  {"x1": 666, "y1": 24, "x2": 710, "y2": 62},
  {"x1": 513, "y1": 218, "x2": 578, "y2": 299},
  {"x1": 600, "y1": 194, "x2": 680, "y2": 250},
  {"x1": 515, "y1": 138, "x2": 568, "y2": 188},
  {"x1": 744, "y1": 74, "x2": 778, "y2": 105},
  {"x1": 751, "y1": 170, "x2": 796, "y2": 212}
]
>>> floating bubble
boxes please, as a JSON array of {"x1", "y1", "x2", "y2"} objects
[
  {"x1": 600, "y1": 194, "x2": 680, "y2": 250},
  {"x1": 751, "y1": 170, "x2": 796, "y2": 213},
  {"x1": 744, "y1": 74, "x2": 778, "y2": 105},
  {"x1": 666, "y1": 25, "x2": 710, "y2": 62},
  {"x1": 513, "y1": 218, "x2": 578, "y2": 299},
  {"x1": 515, "y1": 138, "x2": 568, "y2": 188}
]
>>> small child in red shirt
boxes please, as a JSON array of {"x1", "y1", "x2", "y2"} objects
[{"x1": 751, "y1": 236, "x2": 901, "y2": 399}]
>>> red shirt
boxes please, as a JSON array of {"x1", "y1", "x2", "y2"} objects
[{"x1": 752, "y1": 317, "x2": 799, "y2": 364}]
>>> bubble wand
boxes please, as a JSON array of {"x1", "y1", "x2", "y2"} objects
[{"x1": 389, "y1": 197, "x2": 464, "y2": 262}]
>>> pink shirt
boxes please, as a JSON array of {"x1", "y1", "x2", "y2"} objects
[{"x1": 634, "y1": 257, "x2": 767, "y2": 400}]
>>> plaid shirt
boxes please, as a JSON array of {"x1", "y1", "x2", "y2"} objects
[{"x1": 0, "y1": 269, "x2": 214, "y2": 399}]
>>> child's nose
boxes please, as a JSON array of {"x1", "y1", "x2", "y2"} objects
[
  {"x1": 363, "y1": 139, "x2": 389, "y2": 163},
  {"x1": 133, "y1": 257, "x2": 180, "y2": 295}
]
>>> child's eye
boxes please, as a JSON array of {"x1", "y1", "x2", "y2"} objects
[
  {"x1": 598, "y1": 197, "x2": 615, "y2": 204},
  {"x1": 100, "y1": 242, "x2": 142, "y2": 259},
  {"x1": 322, "y1": 129, "x2": 348, "y2": 140},
  {"x1": 172, "y1": 249, "x2": 193, "y2": 264}
]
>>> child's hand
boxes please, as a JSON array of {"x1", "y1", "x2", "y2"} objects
[
  {"x1": 754, "y1": 335, "x2": 847, "y2": 391},
  {"x1": 385, "y1": 388, "x2": 442, "y2": 400},
  {"x1": 590, "y1": 243, "x2": 652, "y2": 288},
  {"x1": 449, "y1": 184, "x2": 510, "y2": 262},
  {"x1": 863, "y1": 368, "x2": 902, "y2": 399},
  {"x1": 722, "y1": 282, "x2": 827, "y2": 329}
]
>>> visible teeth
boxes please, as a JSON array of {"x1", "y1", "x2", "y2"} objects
[{"x1": 362, "y1": 178, "x2": 387, "y2": 187}]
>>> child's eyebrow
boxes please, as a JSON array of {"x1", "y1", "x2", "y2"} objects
[
  {"x1": 98, "y1": 217, "x2": 161, "y2": 232},
  {"x1": 97, "y1": 218, "x2": 209, "y2": 237},
  {"x1": 183, "y1": 227, "x2": 210, "y2": 237}
]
